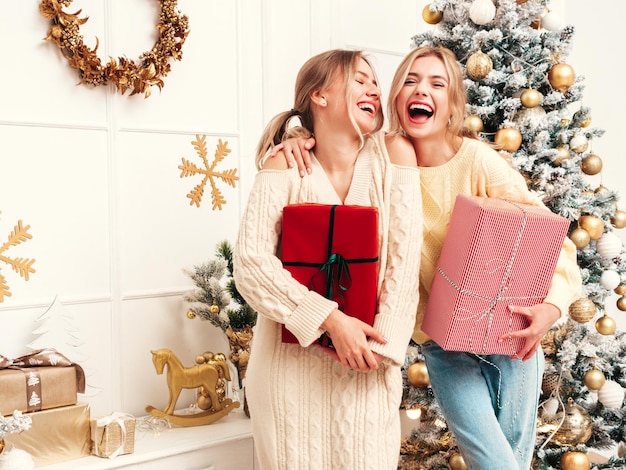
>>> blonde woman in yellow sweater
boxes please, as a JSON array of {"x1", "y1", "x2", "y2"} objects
[{"x1": 275, "y1": 46, "x2": 582, "y2": 470}]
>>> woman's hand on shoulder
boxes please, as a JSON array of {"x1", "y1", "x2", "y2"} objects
[
  {"x1": 385, "y1": 134, "x2": 417, "y2": 167},
  {"x1": 270, "y1": 136, "x2": 316, "y2": 177},
  {"x1": 261, "y1": 149, "x2": 292, "y2": 170}
]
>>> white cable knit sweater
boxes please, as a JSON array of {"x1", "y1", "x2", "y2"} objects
[{"x1": 233, "y1": 132, "x2": 422, "y2": 470}]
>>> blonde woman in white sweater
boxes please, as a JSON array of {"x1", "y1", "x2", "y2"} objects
[{"x1": 233, "y1": 49, "x2": 423, "y2": 469}]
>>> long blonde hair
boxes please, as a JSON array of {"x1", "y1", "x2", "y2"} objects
[
  {"x1": 255, "y1": 49, "x2": 384, "y2": 168},
  {"x1": 387, "y1": 46, "x2": 470, "y2": 139}
]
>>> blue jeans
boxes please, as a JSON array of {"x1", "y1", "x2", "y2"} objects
[{"x1": 421, "y1": 341, "x2": 543, "y2": 470}]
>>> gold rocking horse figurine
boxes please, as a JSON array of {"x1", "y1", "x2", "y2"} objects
[{"x1": 146, "y1": 348, "x2": 239, "y2": 426}]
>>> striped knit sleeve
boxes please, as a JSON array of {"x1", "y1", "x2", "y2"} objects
[
  {"x1": 233, "y1": 170, "x2": 338, "y2": 346},
  {"x1": 369, "y1": 164, "x2": 423, "y2": 365}
]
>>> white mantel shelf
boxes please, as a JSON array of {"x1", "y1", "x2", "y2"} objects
[{"x1": 39, "y1": 411, "x2": 256, "y2": 470}]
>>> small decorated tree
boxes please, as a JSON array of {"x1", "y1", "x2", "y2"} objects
[{"x1": 184, "y1": 240, "x2": 257, "y2": 391}]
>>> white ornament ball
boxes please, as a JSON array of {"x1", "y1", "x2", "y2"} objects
[
  {"x1": 514, "y1": 106, "x2": 546, "y2": 127},
  {"x1": 542, "y1": 397, "x2": 560, "y2": 420},
  {"x1": 469, "y1": 0, "x2": 496, "y2": 25},
  {"x1": 600, "y1": 270, "x2": 621, "y2": 290},
  {"x1": 541, "y1": 11, "x2": 563, "y2": 31},
  {"x1": 569, "y1": 134, "x2": 589, "y2": 153},
  {"x1": 597, "y1": 380, "x2": 625, "y2": 408},
  {"x1": 596, "y1": 232, "x2": 623, "y2": 259}
]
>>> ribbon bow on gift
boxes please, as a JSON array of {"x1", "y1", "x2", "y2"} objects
[
  {"x1": 317, "y1": 253, "x2": 352, "y2": 305},
  {"x1": 95, "y1": 412, "x2": 135, "y2": 459},
  {"x1": 0, "y1": 348, "x2": 86, "y2": 411}
]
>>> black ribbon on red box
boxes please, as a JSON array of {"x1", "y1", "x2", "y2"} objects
[{"x1": 0, "y1": 348, "x2": 86, "y2": 412}]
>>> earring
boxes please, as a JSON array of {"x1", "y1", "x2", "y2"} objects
[{"x1": 320, "y1": 98, "x2": 327, "y2": 106}]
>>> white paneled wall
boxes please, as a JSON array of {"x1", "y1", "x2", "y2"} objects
[{"x1": 0, "y1": 1, "x2": 624, "y2": 419}]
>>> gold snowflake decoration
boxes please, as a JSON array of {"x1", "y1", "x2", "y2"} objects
[
  {"x1": 0, "y1": 216, "x2": 36, "y2": 302},
  {"x1": 178, "y1": 135, "x2": 239, "y2": 210}
]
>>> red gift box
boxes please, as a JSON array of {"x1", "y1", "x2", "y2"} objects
[
  {"x1": 422, "y1": 195, "x2": 570, "y2": 355},
  {"x1": 281, "y1": 204, "x2": 379, "y2": 345}
]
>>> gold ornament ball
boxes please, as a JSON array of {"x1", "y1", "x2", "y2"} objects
[
  {"x1": 554, "y1": 145, "x2": 570, "y2": 165},
  {"x1": 203, "y1": 351, "x2": 215, "y2": 362},
  {"x1": 569, "y1": 228, "x2": 590, "y2": 249},
  {"x1": 561, "y1": 451, "x2": 590, "y2": 470},
  {"x1": 520, "y1": 88, "x2": 542, "y2": 108},
  {"x1": 578, "y1": 215, "x2": 604, "y2": 240},
  {"x1": 568, "y1": 297, "x2": 596, "y2": 323},
  {"x1": 617, "y1": 295, "x2": 626, "y2": 312},
  {"x1": 186, "y1": 310, "x2": 196, "y2": 319},
  {"x1": 594, "y1": 185, "x2": 608, "y2": 194},
  {"x1": 596, "y1": 315, "x2": 617, "y2": 336},
  {"x1": 495, "y1": 128, "x2": 523, "y2": 153},
  {"x1": 615, "y1": 284, "x2": 626, "y2": 295},
  {"x1": 584, "y1": 367, "x2": 606, "y2": 391},
  {"x1": 548, "y1": 63, "x2": 576, "y2": 91},
  {"x1": 210, "y1": 304, "x2": 220, "y2": 314},
  {"x1": 553, "y1": 398, "x2": 593, "y2": 446},
  {"x1": 407, "y1": 361, "x2": 430, "y2": 388},
  {"x1": 197, "y1": 393, "x2": 212, "y2": 410},
  {"x1": 422, "y1": 4, "x2": 444, "y2": 24},
  {"x1": 464, "y1": 114, "x2": 483, "y2": 132},
  {"x1": 580, "y1": 116, "x2": 592, "y2": 127},
  {"x1": 611, "y1": 209, "x2": 626, "y2": 229},
  {"x1": 596, "y1": 314, "x2": 617, "y2": 336},
  {"x1": 449, "y1": 452, "x2": 468, "y2": 470},
  {"x1": 542, "y1": 373, "x2": 562, "y2": 396},
  {"x1": 195, "y1": 354, "x2": 206, "y2": 364},
  {"x1": 466, "y1": 51, "x2": 493, "y2": 80},
  {"x1": 581, "y1": 154, "x2": 603, "y2": 175}
]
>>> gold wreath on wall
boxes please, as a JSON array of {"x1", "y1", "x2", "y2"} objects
[{"x1": 39, "y1": 0, "x2": 190, "y2": 98}]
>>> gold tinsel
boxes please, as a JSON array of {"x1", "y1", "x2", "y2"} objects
[{"x1": 39, "y1": 0, "x2": 190, "y2": 97}]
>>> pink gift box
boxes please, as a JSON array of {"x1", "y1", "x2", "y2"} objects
[{"x1": 422, "y1": 195, "x2": 570, "y2": 355}]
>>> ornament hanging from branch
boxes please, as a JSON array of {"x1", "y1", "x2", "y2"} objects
[
  {"x1": 178, "y1": 136, "x2": 239, "y2": 211},
  {"x1": 468, "y1": 0, "x2": 496, "y2": 26},
  {"x1": 0, "y1": 215, "x2": 36, "y2": 302},
  {"x1": 39, "y1": 0, "x2": 190, "y2": 98}
]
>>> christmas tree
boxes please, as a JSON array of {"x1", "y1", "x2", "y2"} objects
[
  {"x1": 183, "y1": 240, "x2": 257, "y2": 391},
  {"x1": 399, "y1": 1, "x2": 626, "y2": 468}
]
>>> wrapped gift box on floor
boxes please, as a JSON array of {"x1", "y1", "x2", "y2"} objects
[
  {"x1": 281, "y1": 203, "x2": 379, "y2": 345},
  {"x1": 91, "y1": 413, "x2": 136, "y2": 458},
  {"x1": 4, "y1": 402, "x2": 91, "y2": 467},
  {"x1": 422, "y1": 195, "x2": 570, "y2": 355},
  {"x1": 0, "y1": 349, "x2": 86, "y2": 416}
]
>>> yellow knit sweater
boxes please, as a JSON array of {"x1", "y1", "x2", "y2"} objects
[{"x1": 413, "y1": 137, "x2": 582, "y2": 343}]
